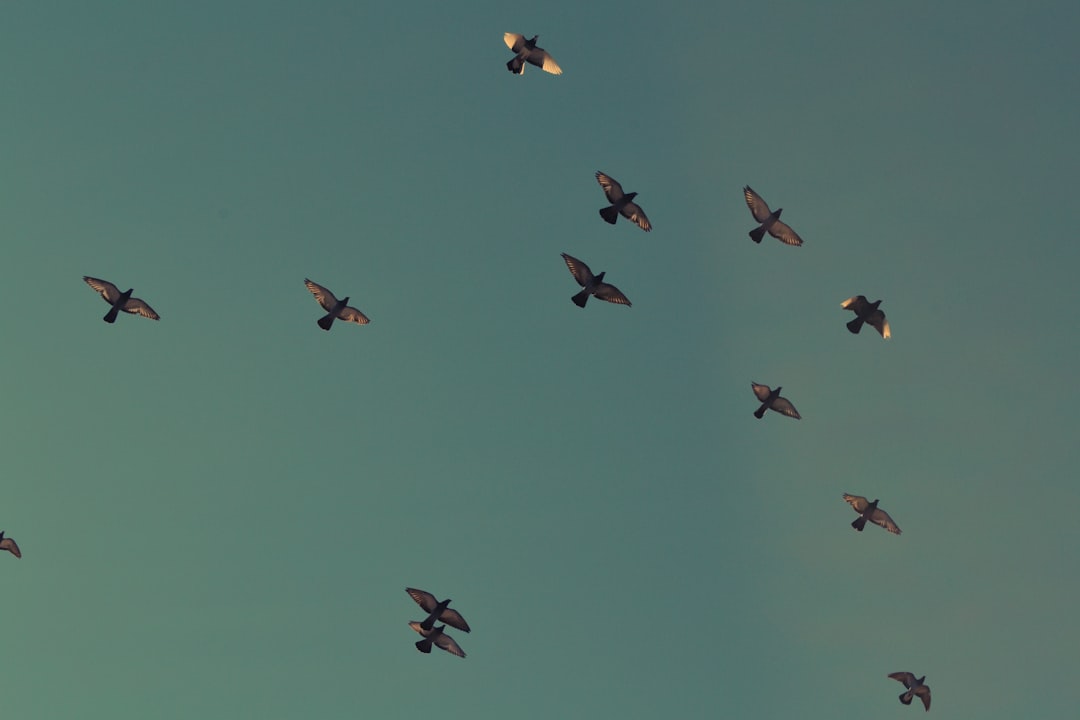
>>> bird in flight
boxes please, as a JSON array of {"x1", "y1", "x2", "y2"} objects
[
  {"x1": 561, "y1": 253, "x2": 632, "y2": 308},
  {"x1": 504, "y1": 33, "x2": 562, "y2": 75},
  {"x1": 408, "y1": 622, "x2": 466, "y2": 658},
  {"x1": 405, "y1": 587, "x2": 471, "y2": 633},
  {"x1": 888, "y1": 672, "x2": 930, "y2": 711},
  {"x1": 841, "y1": 296, "x2": 891, "y2": 339},
  {"x1": 0, "y1": 531, "x2": 21, "y2": 559},
  {"x1": 595, "y1": 172, "x2": 651, "y2": 232},
  {"x1": 842, "y1": 494, "x2": 901, "y2": 535},
  {"x1": 751, "y1": 383, "x2": 801, "y2": 420},
  {"x1": 742, "y1": 186, "x2": 803, "y2": 246},
  {"x1": 83, "y1": 277, "x2": 160, "y2": 323},
  {"x1": 304, "y1": 279, "x2": 370, "y2": 331}
]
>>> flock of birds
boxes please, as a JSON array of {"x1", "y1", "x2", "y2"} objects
[{"x1": 2, "y1": 31, "x2": 931, "y2": 714}]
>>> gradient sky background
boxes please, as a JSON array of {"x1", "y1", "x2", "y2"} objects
[{"x1": 3, "y1": 1, "x2": 1079, "y2": 718}]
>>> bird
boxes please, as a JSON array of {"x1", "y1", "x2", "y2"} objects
[
  {"x1": 83, "y1": 277, "x2": 160, "y2": 323},
  {"x1": 888, "y1": 672, "x2": 930, "y2": 711},
  {"x1": 842, "y1": 494, "x2": 901, "y2": 535},
  {"x1": 750, "y1": 383, "x2": 801, "y2": 420},
  {"x1": 561, "y1": 253, "x2": 632, "y2": 308},
  {"x1": 595, "y1": 172, "x2": 651, "y2": 231},
  {"x1": 0, "y1": 531, "x2": 21, "y2": 559},
  {"x1": 841, "y1": 296, "x2": 891, "y2": 339},
  {"x1": 304, "y1": 279, "x2": 370, "y2": 331},
  {"x1": 405, "y1": 587, "x2": 471, "y2": 632},
  {"x1": 742, "y1": 186, "x2": 803, "y2": 246},
  {"x1": 408, "y1": 621, "x2": 466, "y2": 658},
  {"x1": 503, "y1": 33, "x2": 562, "y2": 75}
]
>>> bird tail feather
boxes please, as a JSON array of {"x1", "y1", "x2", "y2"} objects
[
  {"x1": 571, "y1": 290, "x2": 589, "y2": 308},
  {"x1": 749, "y1": 226, "x2": 765, "y2": 243},
  {"x1": 899, "y1": 691, "x2": 913, "y2": 705},
  {"x1": 104, "y1": 306, "x2": 120, "y2": 323},
  {"x1": 846, "y1": 318, "x2": 864, "y2": 334},
  {"x1": 507, "y1": 58, "x2": 524, "y2": 74},
  {"x1": 317, "y1": 314, "x2": 335, "y2": 331},
  {"x1": 753, "y1": 405, "x2": 766, "y2": 419},
  {"x1": 852, "y1": 516, "x2": 867, "y2": 531},
  {"x1": 415, "y1": 639, "x2": 432, "y2": 654},
  {"x1": 599, "y1": 206, "x2": 619, "y2": 225}
]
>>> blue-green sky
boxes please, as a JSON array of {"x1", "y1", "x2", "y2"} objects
[{"x1": 3, "y1": 1, "x2": 1079, "y2": 717}]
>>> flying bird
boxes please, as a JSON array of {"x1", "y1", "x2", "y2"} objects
[
  {"x1": 405, "y1": 587, "x2": 471, "y2": 633},
  {"x1": 0, "y1": 531, "x2": 20, "y2": 559},
  {"x1": 842, "y1": 494, "x2": 901, "y2": 535},
  {"x1": 504, "y1": 33, "x2": 562, "y2": 75},
  {"x1": 751, "y1": 383, "x2": 801, "y2": 420},
  {"x1": 888, "y1": 672, "x2": 930, "y2": 711},
  {"x1": 561, "y1": 253, "x2": 631, "y2": 308},
  {"x1": 742, "y1": 186, "x2": 803, "y2": 246},
  {"x1": 304, "y1": 279, "x2": 370, "y2": 331},
  {"x1": 595, "y1": 172, "x2": 651, "y2": 232},
  {"x1": 408, "y1": 622, "x2": 466, "y2": 658},
  {"x1": 841, "y1": 296, "x2": 891, "y2": 339},
  {"x1": 83, "y1": 277, "x2": 160, "y2": 323}
]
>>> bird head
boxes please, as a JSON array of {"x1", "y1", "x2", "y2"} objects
[
  {"x1": 917, "y1": 676, "x2": 926, "y2": 684},
  {"x1": 626, "y1": 192, "x2": 638, "y2": 200},
  {"x1": 594, "y1": 271, "x2": 606, "y2": 282},
  {"x1": 527, "y1": 35, "x2": 538, "y2": 47},
  {"x1": 341, "y1": 296, "x2": 350, "y2": 305}
]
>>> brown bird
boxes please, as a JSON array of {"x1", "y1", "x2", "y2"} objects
[
  {"x1": 405, "y1": 587, "x2": 471, "y2": 632},
  {"x1": 304, "y1": 279, "x2": 370, "y2": 331},
  {"x1": 842, "y1": 494, "x2": 901, "y2": 535},
  {"x1": 503, "y1": 33, "x2": 562, "y2": 75},
  {"x1": 751, "y1": 383, "x2": 801, "y2": 420},
  {"x1": 561, "y1": 253, "x2": 631, "y2": 308},
  {"x1": 888, "y1": 672, "x2": 930, "y2": 711},
  {"x1": 0, "y1": 531, "x2": 21, "y2": 559},
  {"x1": 841, "y1": 296, "x2": 891, "y2": 339},
  {"x1": 742, "y1": 186, "x2": 803, "y2": 246},
  {"x1": 408, "y1": 622, "x2": 466, "y2": 658},
  {"x1": 83, "y1": 277, "x2": 160, "y2": 323},
  {"x1": 595, "y1": 172, "x2": 651, "y2": 232}
]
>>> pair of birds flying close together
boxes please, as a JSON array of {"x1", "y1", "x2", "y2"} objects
[
  {"x1": 83, "y1": 276, "x2": 369, "y2": 331},
  {"x1": 405, "y1": 587, "x2": 470, "y2": 658}
]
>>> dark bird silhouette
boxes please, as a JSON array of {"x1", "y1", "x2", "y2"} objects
[
  {"x1": 842, "y1": 494, "x2": 901, "y2": 534},
  {"x1": 408, "y1": 622, "x2": 466, "y2": 658},
  {"x1": 841, "y1": 296, "x2": 891, "y2": 339},
  {"x1": 83, "y1": 277, "x2": 160, "y2": 323},
  {"x1": 304, "y1": 279, "x2": 370, "y2": 331},
  {"x1": 405, "y1": 587, "x2": 471, "y2": 632},
  {"x1": 0, "y1": 531, "x2": 21, "y2": 559},
  {"x1": 595, "y1": 172, "x2": 651, "y2": 231},
  {"x1": 561, "y1": 253, "x2": 632, "y2": 308},
  {"x1": 751, "y1": 383, "x2": 801, "y2": 420},
  {"x1": 888, "y1": 672, "x2": 930, "y2": 711},
  {"x1": 503, "y1": 33, "x2": 562, "y2": 75},
  {"x1": 742, "y1": 186, "x2": 803, "y2": 246}
]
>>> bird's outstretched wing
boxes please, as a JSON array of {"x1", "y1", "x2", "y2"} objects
[
  {"x1": 743, "y1": 186, "x2": 773, "y2": 223},
  {"x1": 768, "y1": 218, "x2": 803, "y2": 246},
  {"x1": 771, "y1": 397, "x2": 801, "y2": 419},
  {"x1": 527, "y1": 48, "x2": 561, "y2": 75},
  {"x1": 913, "y1": 685, "x2": 930, "y2": 711},
  {"x1": 123, "y1": 298, "x2": 160, "y2": 320},
  {"x1": 338, "y1": 306, "x2": 370, "y2": 325},
  {"x1": 751, "y1": 383, "x2": 773, "y2": 402},
  {"x1": 405, "y1": 588, "x2": 439, "y2": 614},
  {"x1": 870, "y1": 507, "x2": 902, "y2": 535},
  {"x1": 503, "y1": 32, "x2": 525, "y2": 51},
  {"x1": 595, "y1": 172, "x2": 625, "y2": 202},
  {"x1": 439, "y1": 608, "x2": 471, "y2": 633},
  {"x1": 621, "y1": 201, "x2": 651, "y2": 232},
  {"x1": 593, "y1": 282, "x2": 632, "y2": 306},
  {"x1": 841, "y1": 296, "x2": 870, "y2": 313},
  {"x1": 0, "y1": 537, "x2": 21, "y2": 558},
  {"x1": 842, "y1": 494, "x2": 870, "y2": 513},
  {"x1": 83, "y1": 276, "x2": 122, "y2": 303},
  {"x1": 305, "y1": 279, "x2": 339, "y2": 311},
  {"x1": 561, "y1": 253, "x2": 594, "y2": 287},
  {"x1": 888, "y1": 672, "x2": 917, "y2": 687},
  {"x1": 867, "y1": 311, "x2": 891, "y2": 339},
  {"x1": 432, "y1": 630, "x2": 466, "y2": 658}
]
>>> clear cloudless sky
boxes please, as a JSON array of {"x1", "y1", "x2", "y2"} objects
[{"x1": 2, "y1": 1, "x2": 1079, "y2": 718}]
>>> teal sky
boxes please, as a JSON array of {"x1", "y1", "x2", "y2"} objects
[{"x1": 3, "y1": 1, "x2": 1079, "y2": 717}]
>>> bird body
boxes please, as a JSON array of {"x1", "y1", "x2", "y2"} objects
[
  {"x1": 83, "y1": 277, "x2": 160, "y2": 322},
  {"x1": 504, "y1": 33, "x2": 562, "y2": 75},
  {"x1": 408, "y1": 621, "x2": 466, "y2": 658},
  {"x1": 889, "y1": 672, "x2": 930, "y2": 711},
  {"x1": 843, "y1": 494, "x2": 901, "y2": 534},
  {"x1": 595, "y1": 172, "x2": 651, "y2": 232},
  {"x1": 561, "y1": 253, "x2": 631, "y2": 308},
  {"x1": 304, "y1": 279, "x2": 370, "y2": 331},
  {"x1": 0, "y1": 531, "x2": 21, "y2": 559},
  {"x1": 841, "y1": 296, "x2": 891, "y2": 339},
  {"x1": 743, "y1": 186, "x2": 803, "y2": 246},
  {"x1": 405, "y1": 587, "x2": 471, "y2": 633},
  {"x1": 751, "y1": 383, "x2": 801, "y2": 420}
]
